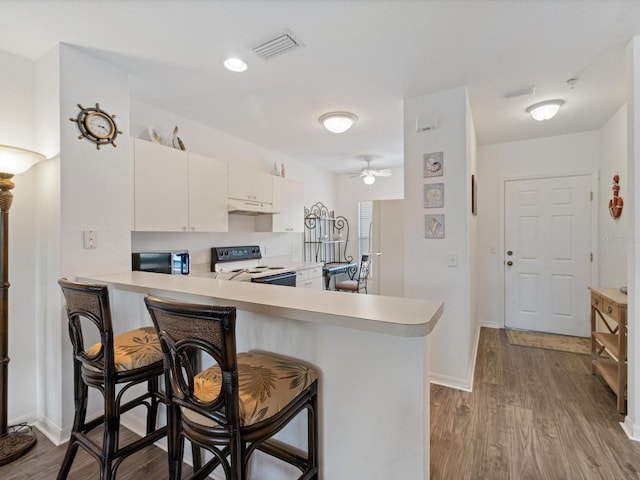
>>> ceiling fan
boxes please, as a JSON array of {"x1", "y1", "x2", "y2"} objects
[{"x1": 348, "y1": 158, "x2": 392, "y2": 185}]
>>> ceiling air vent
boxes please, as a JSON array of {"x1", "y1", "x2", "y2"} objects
[
  {"x1": 504, "y1": 85, "x2": 536, "y2": 99},
  {"x1": 252, "y1": 30, "x2": 304, "y2": 60}
]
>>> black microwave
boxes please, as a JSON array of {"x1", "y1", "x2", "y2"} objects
[{"x1": 132, "y1": 251, "x2": 190, "y2": 275}]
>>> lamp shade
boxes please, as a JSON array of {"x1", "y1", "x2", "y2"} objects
[
  {"x1": 526, "y1": 100, "x2": 564, "y2": 121},
  {"x1": 318, "y1": 112, "x2": 358, "y2": 133},
  {"x1": 0, "y1": 145, "x2": 45, "y2": 175},
  {"x1": 363, "y1": 173, "x2": 376, "y2": 185}
]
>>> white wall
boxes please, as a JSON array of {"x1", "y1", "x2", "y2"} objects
[
  {"x1": 599, "y1": 105, "x2": 628, "y2": 287},
  {"x1": 33, "y1": 46, "x2": 62, "y2": 436},
  {"x1": 476, "y1": 131, "x2": 600, "y2": 330},
  {"x1": 404, "y1": 86, "x2": 474, "y2": 390},
  {"x1": 466, "y1": 94, "x2": 479, "y2": 378},
  {"x1": 622, "y1": 35, "x2": 640, "y2": 441},
  {"x1": 0, "y1": 49, "x2": 39, "y2": 425},
  {"x1": 46, "y1": 43, "x2": 134, "y2": 438}
]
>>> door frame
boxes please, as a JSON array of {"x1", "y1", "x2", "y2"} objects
[{"x1": 498, "y1": 170, "x2": 599, "y2": 329}]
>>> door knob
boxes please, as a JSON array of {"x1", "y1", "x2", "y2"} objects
[
  {"x1": 507, "y1": 250, "x2": 513, "y2": 256},
  {"x1": 506, "y1": 261, "x2": 513, "y2": 266}
]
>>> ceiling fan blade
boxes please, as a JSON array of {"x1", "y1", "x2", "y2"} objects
[
  {"x1": 348, "y1": 172, "x2": 365, "y2": 178},
  {"x1": 374, "y1": 169, "x2": 392, "y2": 177}
]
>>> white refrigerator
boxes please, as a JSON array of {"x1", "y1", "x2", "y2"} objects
[{"x1": 370, "y1": 199, "x2": 405, "y2": 297}]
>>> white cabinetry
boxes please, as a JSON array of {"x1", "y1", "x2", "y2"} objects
[
  {"x1": 296, "y1": 264, "x2": 323, "y2": 289},
  {"x1": 257, "y1": 176, "x2": 304, "y2": 232},
  {"x1": 133, "y1": 140, "x2": 228, "y2": 232},
  {"x1": 228, "y1": 166, "x2": 273, "y2": 203},
  {"x1": 188, "y1": 152, "x2": 228, "y2": 232}
]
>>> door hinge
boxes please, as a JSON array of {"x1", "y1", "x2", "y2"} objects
[
  {"x1": 590, "y1": 191, "x2": 593, "y2": 201},
  {"x1": 590, "y1": 252, "x2": 593, "y2": 262}
]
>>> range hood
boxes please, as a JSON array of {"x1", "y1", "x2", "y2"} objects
[{"x1": 228, "y1": 198, "x2": 280, "y2": 216}]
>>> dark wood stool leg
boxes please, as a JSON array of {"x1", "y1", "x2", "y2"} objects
[
  {"x1": 102, "y1": 384, "x2": 118, "y2": 480},
  {"x1": 309, "y1": 390, "x2": 319, "y2": 479},
  {"x1": 146, "y1": 376, "x2": 160, "y2": 434},
  {"x1": 57, "y1": 361, "x2": 88, "y2": 480}
]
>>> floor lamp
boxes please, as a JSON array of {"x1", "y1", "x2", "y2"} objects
[{"x1": 0, "y1": 145, "x2": 45, "y2": 465}]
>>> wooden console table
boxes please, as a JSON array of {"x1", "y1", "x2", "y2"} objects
[{"x1": 590, "y1": 287, "x2": 627, "y2": 413}]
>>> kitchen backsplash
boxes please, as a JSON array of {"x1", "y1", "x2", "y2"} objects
[{"x1": 131, "y1": 229, "x2": 304, "y2": 268}]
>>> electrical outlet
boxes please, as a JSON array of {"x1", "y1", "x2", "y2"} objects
[{"x1": 83, "y1": 230, "x2": 97, "y2": 249}]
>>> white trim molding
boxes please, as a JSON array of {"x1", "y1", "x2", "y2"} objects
[{"x1": 621, "y1": 417, "x2": 640, "y2": 442}]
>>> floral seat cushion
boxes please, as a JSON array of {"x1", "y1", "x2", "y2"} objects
[
  {"x1": 184, "y1": 351, "x2": 318, "y2": 427},
  {"x1": 86, "y1": 326, "x2": 163, "y2": 372}
]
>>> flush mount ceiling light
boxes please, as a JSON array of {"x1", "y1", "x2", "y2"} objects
[
  {"x1": 526, "y1": 99, "x2": 564, "y2": 121},
  {"x1": 223, "y1": 57, "x2": 248, "y2": 72},
  {"x1": 318, "y1": 111, "x2": 358, "y2": 134}
]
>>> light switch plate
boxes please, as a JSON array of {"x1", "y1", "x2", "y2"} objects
[{"x1": 447, "y1": 252, "x2": 458, "y2": 267}]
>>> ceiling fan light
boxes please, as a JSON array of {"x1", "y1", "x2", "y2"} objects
[
  {"x1": 319, "y1": 111, "x2": 358, "y2": 133},
  {"x1": 363, "y1": 173, "x2": 376, "y2": 185},
  {"x1": 526, "y1": 99, "x2": 564, "y2": 121}
]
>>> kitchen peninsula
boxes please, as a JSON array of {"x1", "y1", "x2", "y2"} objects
[{"x1": 79, "y1": 271, "x2": 443, "y2": 479}]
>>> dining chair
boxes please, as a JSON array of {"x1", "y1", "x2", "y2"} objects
[{"x1": 335, "y1": 254, "x2": 370, "y2": 293}]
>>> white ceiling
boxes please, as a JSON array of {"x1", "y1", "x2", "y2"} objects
[{"x1": 1, "y1": 1, "x2": 639, "y2": 174}]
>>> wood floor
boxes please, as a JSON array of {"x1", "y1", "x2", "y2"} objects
[
  {"x1": 3, "y1": 327, "x2": 640, "y2": 479},
  {"x1": 0, "y1": 427, "x2": 192, "y2": 479},
  {"x1": 431, "y1": 327, "x2": 640, "y2": 480}
]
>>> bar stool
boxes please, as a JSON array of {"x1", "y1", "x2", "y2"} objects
[
  {"x1": 57, "y1": 279, "x2": 167, "y2": 480},
  {"x1": 144, "y1": 295, "x2": 319, "y2": 480}
]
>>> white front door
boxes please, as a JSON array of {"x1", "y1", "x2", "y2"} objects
[{"x1": 504, "y1": 175, "x2": 592, "y2": 336}]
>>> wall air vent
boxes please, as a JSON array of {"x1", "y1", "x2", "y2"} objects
[{"x1": 252, "y1": 30, "x2": 304, "y2": 60}]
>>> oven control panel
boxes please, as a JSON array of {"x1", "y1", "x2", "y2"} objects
[{"x1": 211, "y1": 245, "x2": 262, "y2": 269}]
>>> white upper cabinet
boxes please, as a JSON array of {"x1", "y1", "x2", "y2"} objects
[
  {"x1": 133, "y1": 139, "x2": 228, "y2": 232},
  {"x1": 228, "y1": 166, "x2": 273, "y2": 204},
  {"x1": 257, "y1": 176, "x2": 304, "y2": 233},
  {"x1": 134, "y1": 140, "x2": 188, "y2": 232},
  {"x1": 188, "y1": 152, "x2": 228, "y2": 232}
]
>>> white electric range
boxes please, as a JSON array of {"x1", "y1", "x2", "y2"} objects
[{"x1": 206, "y1": 245, "x2": 297, "y2": 286}]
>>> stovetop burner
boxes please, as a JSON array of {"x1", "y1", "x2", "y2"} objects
[{"x1": 210, "y1": 245, "x2": 295, "y2": 280}]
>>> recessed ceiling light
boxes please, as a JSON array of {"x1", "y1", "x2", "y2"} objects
[
  {"x1": 318, "y1": 111, "x2": 358, "y2": 134},
  {"x1": 224, "y1": 57, "x2": 248, "y2": 72},
  {"x1": 526, "y1": 99, "x2": 564, "y2": 121}
]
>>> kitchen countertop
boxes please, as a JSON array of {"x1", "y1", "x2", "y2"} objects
[{"x1": 78, "y1": 271, "x2": 443, "y2": 337}]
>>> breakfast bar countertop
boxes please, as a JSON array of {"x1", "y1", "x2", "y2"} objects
[{"x1": 78, "y1": 270, "x2": 443, "y2": 337}]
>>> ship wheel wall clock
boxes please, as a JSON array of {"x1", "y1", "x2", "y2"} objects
[{"x1": 70, "y1": 103, "x2": 123, "y2": 149}]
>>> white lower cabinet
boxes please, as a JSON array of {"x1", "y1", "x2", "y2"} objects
[
  {"x1": 133, "y1": 139, "x2": 228, "y2": 232},
  {"x1": 296, "y1": 265, "x2": 323, "y2": 289}
]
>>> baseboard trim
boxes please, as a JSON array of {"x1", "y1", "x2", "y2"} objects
[
  {"x1": 35, "y1": 416, "x2": 67, "y2": 446},
  {"x1": 621, "y1": 417, "x2": 640, "y2": 442},
  {"x1": 465, "y1": 322, "x2": 481, "y2": 393},
  {"x1": 480, "y1": 321, "x2": 503, "y2": 329},
  {"x1": 430, "y1": 373, "x2": 472, "y2": 392}
]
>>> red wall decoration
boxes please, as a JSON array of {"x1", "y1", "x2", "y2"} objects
[{"x1": 609, "y1": 174, "x2": 623, "y2": 219}]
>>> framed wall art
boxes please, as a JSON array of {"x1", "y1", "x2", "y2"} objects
[
  {"x1": 425, "y1": 214, "x2": 445, "y2": 239},
  {"x1": 423, "y1": 151, "x2": 443, "y2": 177},
  {"x1": 424, "y1": 183, "x2": 444, "y2": 208}
]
